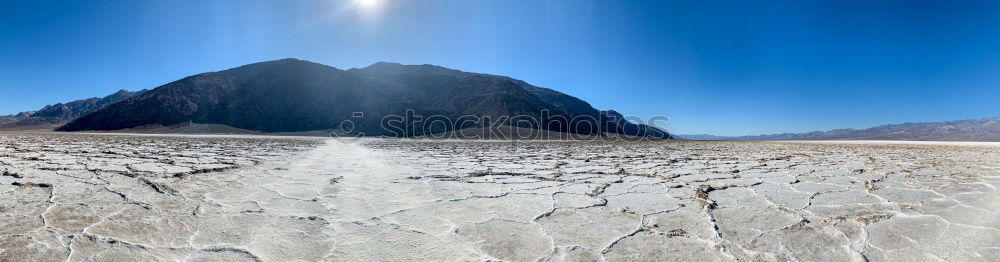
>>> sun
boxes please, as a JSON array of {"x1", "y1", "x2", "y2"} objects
[{"x1": 358, "y1": 0, "x2": 377, "y2": 8}]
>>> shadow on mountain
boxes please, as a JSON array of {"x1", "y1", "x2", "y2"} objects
[{"x1": 56, "y1": 59, "x2": 673, "y2": 139}]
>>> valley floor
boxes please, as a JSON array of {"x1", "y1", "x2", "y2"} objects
[{"x1": 1, "y1": 133, "x2": 999, "y2": 261}]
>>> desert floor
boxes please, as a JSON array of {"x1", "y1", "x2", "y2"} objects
[{"x1": 1, "y1": 133, "x2": 999, "y2": 261}]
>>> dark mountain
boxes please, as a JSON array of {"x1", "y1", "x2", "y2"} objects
[
  {"x1": 681, "y1": 116, "x2": 1000, "y2": 141},
  {"x1": 58, "y1": 59, "x2": 673, "y2": 139},
  {"x1": 0, "y1": 89, "x2": 147, "y2": 130}
]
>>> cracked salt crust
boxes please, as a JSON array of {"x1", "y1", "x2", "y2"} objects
[{"x1": 1, "y1": 134, "x2": 999, "y2": 261}]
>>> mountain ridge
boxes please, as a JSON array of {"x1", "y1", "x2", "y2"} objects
[
  {"x1": 681, "y1": 116, "x2": 1000, "y2": 141},
  {"x1": 0, "y1": 89, "x2": 147, "y2": 130},
  {"x1": 57, "y1": 58, "x2": 673, "y2": 139}
]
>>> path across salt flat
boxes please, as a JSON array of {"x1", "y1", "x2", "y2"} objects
[{"x1": 1, "y1": 133, "x2": 1000, "y2": 261}]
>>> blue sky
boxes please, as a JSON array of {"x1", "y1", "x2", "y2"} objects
[{"x1": 2, "y1": 0, "x2": 999, "y2": 136}]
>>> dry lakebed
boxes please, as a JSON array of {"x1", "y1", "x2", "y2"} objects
[{"x1": 1, "y1": 133, "x2": 999, "y2": 261}]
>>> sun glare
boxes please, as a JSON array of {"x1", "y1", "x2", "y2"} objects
[{"x1": 358, "y1": 0, "x2": 377, "y2": 8}]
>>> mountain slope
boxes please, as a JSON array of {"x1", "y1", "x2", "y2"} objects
[
  {"x1": 0, "y1": 89, "x2": 147, "y2": 130},
  {"x1": 681, "y1": 117, "x2": 1000, "y2": 141},
  {"x1": 59, "y1": 59, "x2": 673, "y2": 139}
]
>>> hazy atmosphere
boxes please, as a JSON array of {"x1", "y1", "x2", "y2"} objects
[{"x1": 4, "y1": 0, "x2": 999, "y2": 136}]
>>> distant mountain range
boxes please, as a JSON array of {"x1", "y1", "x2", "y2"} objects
[
  {"x1": 0, "y1": 89, "x2": 146, "y2": 130},
  {"x1": 681, "y1": 116, "x2": 1000, "y2": 141},
  {"x1": 52, "y1": 59, "x2": 673, "y2": 139}
]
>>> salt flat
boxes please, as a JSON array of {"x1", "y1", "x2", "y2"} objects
[{"x1": 1, "y1": 133, "x2": 999, "y2": 261}]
